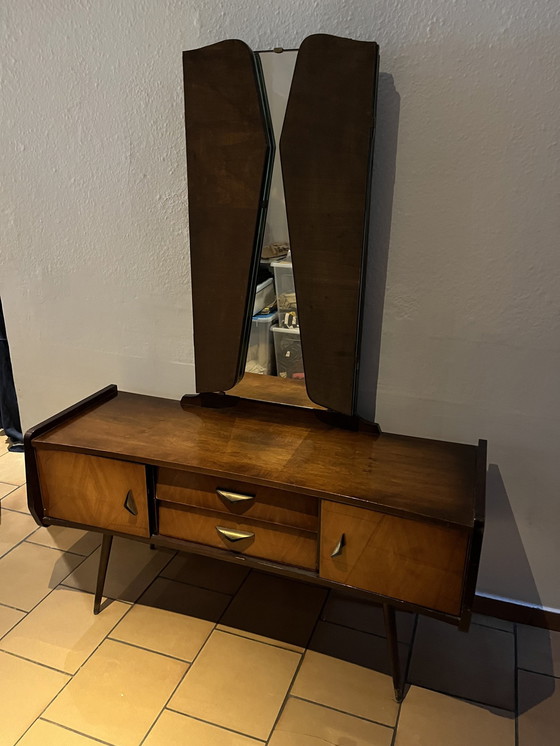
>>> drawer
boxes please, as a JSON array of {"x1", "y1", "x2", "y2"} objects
[
  {"x1": 156, "y1": 468, "x2": 318, "y2": 531},
  {"x1": 158, "y1": 500, "x2": 317, "y2": 570},
  {"x1": 36, "y1": 449, "x2": 149, "y2": 537},
  {"x1": 320, "y1": 502, "x2": 469, "y2": 616}
]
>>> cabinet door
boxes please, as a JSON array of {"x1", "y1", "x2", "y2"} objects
[
  {"x1": 37, "y1": 450, "x2": 149, "y2": 537},
  {"x1": 320, "y1": 502, "x2": 468, "y2": 616}
]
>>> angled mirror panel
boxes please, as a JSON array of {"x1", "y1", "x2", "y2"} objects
[
  {"x1": 184, "y1": 40, "x2": 273, "y2": 393},
  {"x1": 280, "y1": 34, "x2": 379, "y2": 415}
]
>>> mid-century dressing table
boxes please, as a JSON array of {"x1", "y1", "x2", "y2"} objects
[{"x1": 25, "y1": 35, "x2": 485, "y2": 703}]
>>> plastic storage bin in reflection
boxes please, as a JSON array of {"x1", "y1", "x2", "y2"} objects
[
  {"x1": 253, "y1": 277, "x2": 276, "y2": 315},
  {"x1": 272, "y1": 326, "x2": 304, "y2": 380},
  {"x1": 271, "y1": 257, "x2": 298, "y2": 327},
  {"x1": 245, "y1": 311, "x2": 278, "y2": 375}
]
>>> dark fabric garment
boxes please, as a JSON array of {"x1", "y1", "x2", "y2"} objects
[{"x1": 0, "y1": 299, "x2": 23, "y2": 450}]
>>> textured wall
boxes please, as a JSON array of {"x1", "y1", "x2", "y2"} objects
[{"x1": 2, "y1": 1, "x2": 560, "y2": 610}]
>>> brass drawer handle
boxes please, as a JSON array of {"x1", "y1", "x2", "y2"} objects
[
  {"x1": 216, "y1": 526, "x2": 255, "y2": 543},
  {"x1": 123, "y1": 490, "x2": 138, "y2": 516},
  {"x1": 216, "y1": 489, "x2": 255, "y2": 504},
  {"x1": 331, "y1": 533, "x2": 346, "y2": 558}
]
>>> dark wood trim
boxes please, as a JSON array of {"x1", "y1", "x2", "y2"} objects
[
  {"x1": 474, "y1": 594, "x2": 560, "y2": 632},
  {"x1": 458, "y1": 438, "x2": 487, "y2": 630},
  {"x1": 23, "y1": 385, "x2": 118, "y2": 525}
]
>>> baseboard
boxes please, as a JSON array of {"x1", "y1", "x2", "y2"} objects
[{"x1": 474, "y1": 594, "x2": 560, "y2": 631}]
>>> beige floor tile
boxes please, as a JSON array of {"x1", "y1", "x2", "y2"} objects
[
  {"x1": 62, "y1": 536, "x2": 172, "y2": 602},
  {"x1": 0, "y1": 586, "x2": 129, "y2": 673},
  {"x1": 0, "y1": 484, "x2": 29, "y2": 512},
  {"x1": 0, "y1": 482, "x2": 19, "y2": 500},
  {"x1": 0, "y1": 650, "x2": 70, "y2": 745},
  {"x1": 269, "y1": 696, "x2": 394, "y2": 746},
  {"x1": 0, "y1": 451, "x2": 26, "y2": 485},
  {"x1": 408, "y1": 616, "x2": 515, "y2": 710},
  {"x1": 111, "y1": 600, "x2": 214, "y2": 661},
  {"x1": 145, "y1": 710, "x2": 262, "y2": 745},
  {"x1": 217, "y1": 624, "x2": 304, "y2": 653},
  {"x1": 322, "y1": 592, "x2": 415, "y2": 643},
  {"x1": 292, "y1": 650, "x2": 399, "y2": 726},
  {"x1": 161, "y1": 552, "x2": 249, "y2": 595},
  {"x1": 27, "y1": 525, "x2": 101, "y2": 555},
  {"x1": 518, "y1": 669, "x2": 560, "y2": 744},
  {"x1": 0, "y1": 434, "x2": 8, "y2": 456},
  {"x1": 394, "y1": 685, "x2": 515, "y2": 746},
  {"x1": 309, "y1": 620, "x2": 409, "y2": 677},
  {"x1": 44, "y1": 638, "x2": 187, "y2": 746},
  {"x1": 0, "y1": 603, "x2": 25, "y2": 638},
  {"x1": 170, "y1": 629, "x2": 300, "y2": 740},
  {"x1": 0, "y1": 541, "x2": 84, "y2": 611},
  {"x1": 137, "y1": 576, "x2": 231, "y2": 622},
  {"x1": 0, "y1": 509, "x2": 38, "y2": 558},
  {"x1": 18, "y1": 719, "x2": 104, "y2": 745},
  {"x1": 517, "y1": 623, "x2": 560, "y2": 677},
  {"x1": 219, "y1": 571, "x2": 326, "y2": 649}
]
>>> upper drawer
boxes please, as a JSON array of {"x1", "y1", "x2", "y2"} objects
[
  {"x1": 36, "y1": 449, "x2": 149, "y2": 537},
  {"x1": 320, "y1": 501, "x2": 469, "y2": 616},
  {"x1": 156, "y1": 468, "x2": 318, "y2": 531}
]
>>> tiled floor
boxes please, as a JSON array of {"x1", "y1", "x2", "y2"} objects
[{"x1": 0, "y1": 445, "x2": 559, "y2": 745}]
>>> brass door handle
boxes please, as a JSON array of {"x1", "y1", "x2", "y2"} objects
[
  {"x1": 216, "y1": 489, "x2": 255, "y2": 504},
  {"x1": 331, "y1": 533, "x2": 346, "y2": 558},
  {"x1": 216, "y1": 526, "x2": 255, "y2": 543},
  {"x1": 123, "y1": 490, "x2": 138, "y2": 516}
]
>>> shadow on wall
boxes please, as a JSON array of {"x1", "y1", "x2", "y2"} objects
[
  {"x1": 483, "y1": 464, "x2": 555, "y2": 713},
  {"x1": 357, "y1": 73, "x2": 400, "y2": 422}
]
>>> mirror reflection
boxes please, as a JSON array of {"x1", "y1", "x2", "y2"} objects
[{"x1": 244, "y1": 50, "x2": 304, "y2": 382}]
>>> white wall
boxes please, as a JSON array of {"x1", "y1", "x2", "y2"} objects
[{"x1": 2, "y1": 0, "x2": 559, "y2": 610}]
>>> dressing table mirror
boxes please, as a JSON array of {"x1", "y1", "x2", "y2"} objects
[
  {"x1": 24, "y1": 35, "x2": 485, "y2": 704},
  {"x1": 183, "y1": 34, "x2": 379, "y2": 418}
]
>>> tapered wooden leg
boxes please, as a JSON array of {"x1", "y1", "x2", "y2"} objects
[
  {"x1": 94, "y1": 534, "x2": 113, "y2": 614},
  {"x1": 383, "y1": 603, "x2": 403, "y2": 702}
]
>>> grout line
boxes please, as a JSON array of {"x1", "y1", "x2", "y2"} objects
[
  {"x1": 215, "y1": 567, "x2": 254, "y2": 624},
  {"x1": 514, "y1": 622, "x2": 519, "y2": 746},
  {"x1": 106, "y1": 635, "x2": 195, "y2": 665},
  {"x1": 138, "y1": 621, "x2": 220, "y2": 745},
  {"x1": 391, "y1": 612, "x2": 419, "y2": 746},
  {"x1": 0, "y1": 648, "x2": 73, "y2": 675},
  {"x1": 24, "y1": 538, "x2": 96, "y2": 558},
  {"x1": 517, "y1": 666, "x2": 560, "y2": 681},
  {"x1": 10, "y1": 587, "x2": 138, "y2": 744},
  {"x1": 264, "y1": 589, "x2": 330, "y2": 744},
  {"x1": 215, "y1": 625, "x2": 304, "y2": 654},
  {"x1": 289, "y1": 694, "x2": 396, "y2": 731},
  {"x1": 0, "y1": 600, "x2": 28, "y2": 613},
  {"x1": 401, "y1": 681, "x2": 515, "y2": 713},
  {"x1": 164, "y1": 708, "x2": 267, "y2": 743},
  {"x1": 35, "y1": 719, "x2": 115, "y2": 745}
]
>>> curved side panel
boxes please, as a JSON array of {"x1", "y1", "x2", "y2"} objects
[
  {"x1": 280, "y1": 34, "x2": 379, "y2": 415},
  {"x1": 184, "y1": 40, "x2": 272, "y2": 392}
]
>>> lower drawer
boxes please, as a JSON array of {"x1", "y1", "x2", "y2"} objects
[
  {"x1": 320, "y1": 501, "x2": 469, "y2": 615},
  {"x1": 158, "y1": 501, "x2": 317, "y2": 570}
]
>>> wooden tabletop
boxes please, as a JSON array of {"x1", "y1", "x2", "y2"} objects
[{"x1": 33, "y1": 390, "x2": 478, "y2": 527}]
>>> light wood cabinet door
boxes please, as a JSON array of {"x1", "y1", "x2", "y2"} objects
[
  {"x1": 37, "y1": 450, "x2": 149, "y2": 537},
  {"x1": 320, "y1": 502, "x2": 469, "y2": 615}
]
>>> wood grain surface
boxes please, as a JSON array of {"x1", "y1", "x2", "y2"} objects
[
  {"x1": 184, "y1": 40, "x2": 272, "y2": 392},
  {"x1": 280, "y1": 34, "x2": 379, "y2": 415},
  {"x1": 157, "y1": 468, "x2": 318, "y2": 530},
  {"x1": 37, "y1": 450, "x2": 149, "y2": 537},
  {"x1": 320, "y1": 501, "x2": 468, "y2": 615},
  {"x1": 33, "y1": 391, "x2": 478, "y2": 527},
  {"x1": 158, "y1": 501, "x2": 317, "y2": 570}
]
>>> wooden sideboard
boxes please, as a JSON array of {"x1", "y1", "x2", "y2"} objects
[{"x1": 25, "y1": 383, "x2": 485, "y2": 701}]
